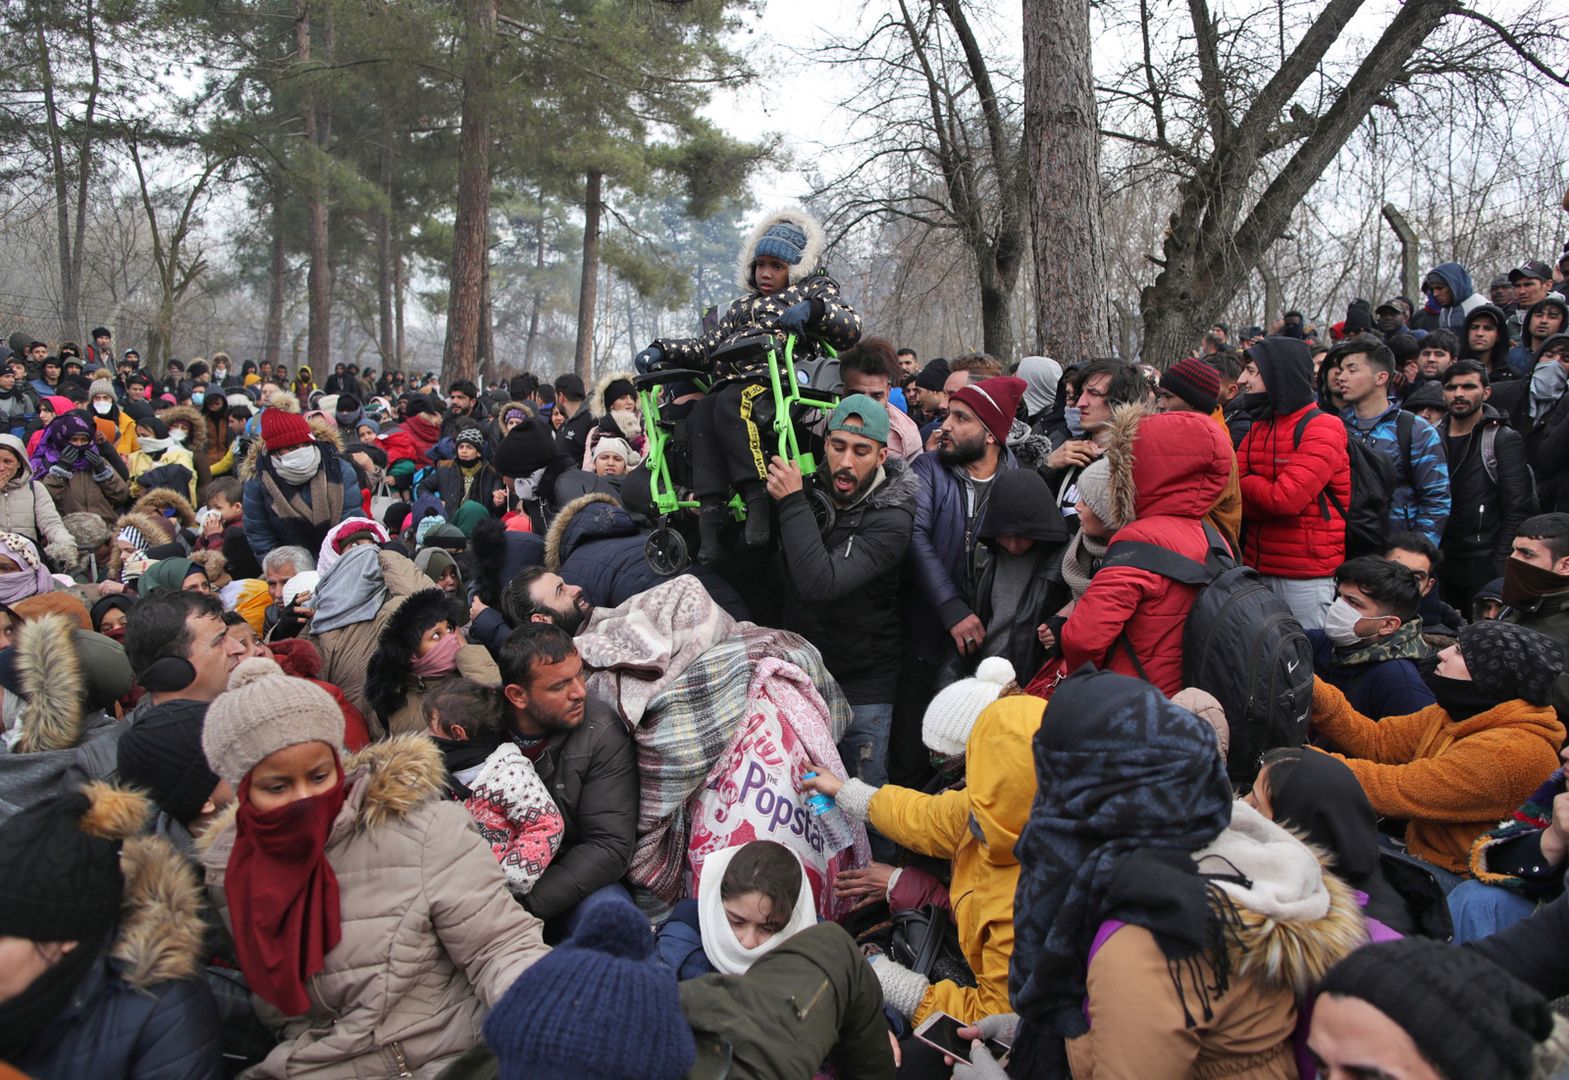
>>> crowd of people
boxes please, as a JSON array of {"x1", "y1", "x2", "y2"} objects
[{"x1": 4, "y1": 209, "x2": 1569, "y2": 1080}]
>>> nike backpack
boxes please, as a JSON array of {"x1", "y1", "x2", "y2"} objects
[{"x1": 1103, "y1": 523, "x2": 1314, "y2": 785}]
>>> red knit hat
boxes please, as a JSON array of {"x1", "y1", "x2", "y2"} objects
[
  {"x1": 260, "y1": 408, "x2": 314, "y2": 453},
  {"x1": 1159, "y1": 356, "x2": 1221, "y2": 412},
  {"x1": 949, "y1": 376, "x2": 1026, "y2": 445}
]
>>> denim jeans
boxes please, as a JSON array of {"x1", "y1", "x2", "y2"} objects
[
  {"x1": 1259, "y1": 574, "x2": 1335, "y2": 630},
  {"x1": 839, "y1": 703, "x2": 893, "y2": 789},
  {"x1": 1447, "y1": 880, "x2": 1539, "y2": 943}
]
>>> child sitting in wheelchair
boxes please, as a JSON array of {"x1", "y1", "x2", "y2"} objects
[{"x1": 635, "y1": 205, "x2": 861, "y2": 562}]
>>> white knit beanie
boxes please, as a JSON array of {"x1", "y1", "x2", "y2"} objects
[{"x1": 921, "y1": 656, "x2": 1016, "y2": 757}]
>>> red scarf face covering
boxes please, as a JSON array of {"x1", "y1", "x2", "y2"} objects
[{"x1": 226, "y1": 764, "x2": 348, "y2": 1016}]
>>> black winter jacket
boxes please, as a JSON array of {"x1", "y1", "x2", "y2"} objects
[
  {"x1": 777, "y1": 459, "x2": 917, "y2": 705},
  {"x1": 420, "y1": 459, "x2": 505, "y2": 519},
  {"x1": 13, "y1": 834, "x2": 222, "y2": 1080},
  {"x1": 516, "y1": 696, "x2": 638, "y2": 922},
  {"x1": 543, "y1": 493, "x2": 750, "y2": 622},
  {"x1": 1439, "y1": 406, "x2": 1536, "y2": 565}
]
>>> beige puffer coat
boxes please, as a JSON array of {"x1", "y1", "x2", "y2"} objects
[
  {"x1": 0, "y1": 432, "x2": 77, "y2": 564},
  {"x1": 308, "y1": 550, "x2": 437, "y2": 733},
  {"x1": 199, "y1": 735, "x2": 549, "y2": 1079}
]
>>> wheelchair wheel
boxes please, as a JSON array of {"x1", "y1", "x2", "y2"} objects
[
  {"x1": 807, "y1": 487, "x2": 837, "y2": 539},
  {"x1": 645, "y1": 523, "x2": 690, "y2": 576}
]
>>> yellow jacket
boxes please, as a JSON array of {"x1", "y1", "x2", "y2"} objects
[
  {"x1": 866, "y1": 695, "x2": 1043, "y2": 1024},
  {"x1": 126, "y1": 445, "x2": 198, "y2": 503}
]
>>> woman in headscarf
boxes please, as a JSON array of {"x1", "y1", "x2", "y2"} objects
[
  {"x1": 197, "y1": 658, "x2": 548, "y2": 1078},
  {"x1": 1248, "y1": 747, "x2": 1414, "y2": 936},
  {"x1": 1005, "y1": 667, "x2": 1366, "y2": 1080},
  {"x1": 0, "y1": 531, "x2": 55, "y2": 606},
  {"x1": 34, "y1": 410, "x2": 131, "y2": 527},
  {"x1": 0, "y1": 433, "x2": 77, "y2": 568}
]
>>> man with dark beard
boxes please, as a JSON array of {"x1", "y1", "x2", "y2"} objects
[
  {"x1": 892, "y1": 375, "x2": 1025, "y2": 787},
  {"x1": 497, "y1": 622, "x2": 637, "y2": 937},
  {"x1": 767, "y1": 395, "x2": 916, "y2": 786},
  {"x1": 502, "y1": 566, "x2": 595, "y2": 635}
]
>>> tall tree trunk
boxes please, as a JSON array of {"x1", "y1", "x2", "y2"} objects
[
  {"x1": 478, "y1": 246, "x2": 495, "y2": 384},
  {"x1": 393, "y1": 235, "x2": 406, "y2": 371},
  {"x1": 1024, "y1": 0, "x2": 1110, "y2": 362},
  {"x1": 377, "y1": 143, "x2": 396, "y2": 367},
  {"x1": 68, "y1": 0, "x2": 100, "y2": 339},
  {"x1": 297, "y1": 1, "x2": 333, "y2": 374},
  {"x1": 263, "y1": 178, "x2": 286, "y2": 367},
  {"x1": 34, "y1": 10, "x2": 76, "y2": 340},
  {"x1": 980, "y1": 278, "x2": 1014, "y2": 360},
  {"x1": 442, "y1": 0, "x2": 497, "y2": 384},
  {"x1": 524, "y1": 196, "x2": 546, "y2": 369},
  {"x1": 573, "y1": 169, "x2": 603, "y2": 384}
]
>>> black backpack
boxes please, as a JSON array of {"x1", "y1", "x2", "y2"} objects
[
  {"x1": 1103, "y1": 524, "x2": 1313, "y2": 784},
  {"x1": 1293, "y1": 409, "x2": 1412, "y2": 558}
]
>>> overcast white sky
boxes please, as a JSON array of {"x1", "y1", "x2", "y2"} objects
[{"x1": 703, "y1": 0, "x2": 1024, "y2": 206}]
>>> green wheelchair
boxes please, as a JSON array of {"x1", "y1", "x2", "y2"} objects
[{"x1": 634, "y1": 329, "x2": 841, "y2": 574}]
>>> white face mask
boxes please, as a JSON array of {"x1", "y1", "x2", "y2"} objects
[
  {"x1": 170, "y1": 428, "x2": 188, "y2": 444},
  {"x1": 1063, "y1": 405, "x2": 1085, "y2": 437},
  {"x1": 92, "y1": 399, "x2": 113, "y2": 415},
  {"x1": 1323, "y1": 597, "x2": 1370, "y2": 648},
  {"x1": 272, "y1": 445, "x2": 320, "y2": 475}
]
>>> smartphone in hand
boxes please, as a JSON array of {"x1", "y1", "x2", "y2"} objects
[{"x1": 912, "y1": 1012, "x2": 1011, "y2": 1064}]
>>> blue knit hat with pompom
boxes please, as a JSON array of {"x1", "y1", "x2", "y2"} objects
[{"x1": 484, "y1": 896, "x2": 696, "y2": 1080}]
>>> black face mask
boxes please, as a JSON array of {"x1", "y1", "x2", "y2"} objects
[
  {"x1": 1423, "y1": 671, "x2": 1498, "y2": 722},
  {"x1": 1242, "y1": 391, "x2": 1274, "y2": 420}
]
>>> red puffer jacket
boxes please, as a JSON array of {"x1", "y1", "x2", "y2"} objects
[
  {"x1": 1238, "y1": 404, "x2": 1349, "y2": 578},
  {"x1": 1061, "y1": 410, "x2": 1230, "y2": 696}
]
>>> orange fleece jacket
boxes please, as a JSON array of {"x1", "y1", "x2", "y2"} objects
[{"x1": 1310, "y1": 677, "x2": 1564, "y2": 872}]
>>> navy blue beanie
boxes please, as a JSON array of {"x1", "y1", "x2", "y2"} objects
[{"x1": 484, "y1": 896, "x2": 696, "y2": 1080}]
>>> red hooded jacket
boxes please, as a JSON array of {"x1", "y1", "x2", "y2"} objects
[
  {"x1": 1236, "y1": 338, "x2": 1350, "y2": 578},
  {"x1": 1060, "y1": 409, "x2": 1231, "y2": 696}
]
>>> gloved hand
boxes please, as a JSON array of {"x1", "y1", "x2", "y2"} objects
[
  {"x1": 634, "y1": 345, "x2": 664, "y2": 374},
  {"x1": 777, "y1": 299, "x2": 821, "y2": 333},
  {"x1": 951, "y1": 1014, "x2": 1018, "y2": 1080},
  {"x1": 58, "y1": 443, "x2": 82, "y2": 466},
  {"x1": 82, "y1": 445, "x2": 105, "y2": 470}
]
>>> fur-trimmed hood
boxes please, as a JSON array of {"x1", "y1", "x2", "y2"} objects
[
  {"x1": 464, "y1": 515, "x2": 544, "y2": 609},
  {"x1": 1103, "y1": 403, "x2": 1229, "y2": 526},
  {"x1": 65, "y1": 784, "x2": 208, "y2": 990},
  {"x1": 114, "y1": 829, "x2": 208, "y2": 989},
  {"x1": 237, "y1": 414, "x2": 346, "y2": 482},
  {"x1": 11, "y1": 611, "x2": 86, "y2": 753},
  {"x1": 734, "y1": 204, "x2": 828, "y2": 294},
  {"x1": 1200, "y1": 806, "x2": 1369, "y2": 996},
  {"x1": 198, "y1": 735, "x2": 448, "y2": 851},
  {"x1": 364, "y1": 588, "x2": 466, "y2": 721},
  {"x1": 130, "y1": 487, "x2": 197, "y2": 530},
  {"x1": 588, "y1": 369, "x2": 638, "y2": 421},
  {"x1": 543, "y1": 492, "x2": 627, "y2": 571},
  {"x1": 106, "y1": 508, "x2": 178, "y2": 580},
  {"x1": 155, "y1": 405, "x2": 207, "y2": 453}
]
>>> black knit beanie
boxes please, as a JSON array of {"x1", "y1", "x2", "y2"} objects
[
  {"x1": 0, "y1": 788, "x2": 138, "y2": 941},
  {"x1": 494, "y1": 418, "x2": 559, "y2": 478},
  {"x1": 602, "y1": 378, "x2": 635, "y2": 412},
  {"x1": 1457, "y1": 621, "x2": 1565, "y2": 706},
  {"x1": 1316, "y1": 939, "x2": 1553, "y2": 1080},
  {"x1": 116, "y1": 699, "x2": 220, "y2": 825}
]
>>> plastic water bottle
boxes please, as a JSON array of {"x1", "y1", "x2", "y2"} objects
[{"x1": 801, "y1": 771, "x2": 858, "y2": 855}]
